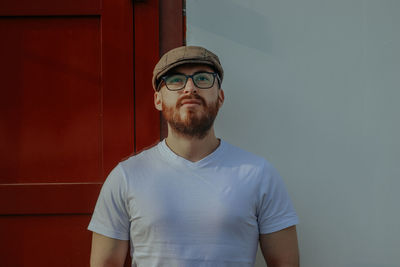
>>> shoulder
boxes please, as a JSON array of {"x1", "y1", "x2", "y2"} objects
[
  {"x1": 218, "y1": 140, "x2": 280, "y2": 186},
  {"x1": 109, "y1": 141, "x2": 169, "y2": 188},
  {"x1": 220, "y1": 140, "x2": 273, "y2": 172},
  {"x1": 118, "y1": 141, "x2": 161, "y2": 170}
]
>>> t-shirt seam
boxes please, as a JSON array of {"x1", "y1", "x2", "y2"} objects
[
  {"x1": 259, "y1": 215, "x2": 299, "y2": 234},
  {"x1": 88, "y1": 221, "x2": 130, "y2": 240},
  {"x1": 133, "y1": 255, "x2": 253, "y2": 263}
]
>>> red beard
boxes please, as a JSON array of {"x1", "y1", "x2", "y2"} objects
[{"x1": 162, "y1": 94, "x2": 219, "y2": 139}]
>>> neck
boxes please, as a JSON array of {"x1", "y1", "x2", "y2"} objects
[{"x1": 165, "y1": 125, "x2": 220, "y2": 162}]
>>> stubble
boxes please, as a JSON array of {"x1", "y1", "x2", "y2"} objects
[{"x1": 162, "y1": 94, "x2": 219, "y2": 139}]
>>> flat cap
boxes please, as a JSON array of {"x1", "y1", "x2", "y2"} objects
[{"x1": 152, "y1": 46, "x2": 224, "y2": 91}]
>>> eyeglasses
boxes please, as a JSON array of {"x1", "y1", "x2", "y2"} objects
[{"x1": 158, "y1": 72, "x2": 220, "y2": 91}]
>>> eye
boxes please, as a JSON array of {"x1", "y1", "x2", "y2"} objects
[
  {"x1": 171, "y1": 77, "x2": 183, "y2": 83},
  {"x1": 194, "y1": 73, "x2": 211, "y2": 82},
  {"x1": 166, "y1": 75, "x2": 185, "y2": 84}
]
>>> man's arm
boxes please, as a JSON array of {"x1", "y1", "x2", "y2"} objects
[
  {"x1": 90, "y1": 232, "x2": 129, "y2": 267},
  {"x1": 259, "y1": 225, "x2": 299, "y2": 267}
]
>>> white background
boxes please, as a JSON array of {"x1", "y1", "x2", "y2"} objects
[{"x1": 187, "y1": 0, "x2": 400, "y2": 266}]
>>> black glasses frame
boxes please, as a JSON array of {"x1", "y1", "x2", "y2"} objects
[{"x1": 158, "y1": 72, "x2": 220, "y2": 91}]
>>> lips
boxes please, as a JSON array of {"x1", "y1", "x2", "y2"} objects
[
  {"x1": 178, "y1": 96, "x2": 205, "y2": 107},
  {"x1": 181, "y1": 100, "x2": 201, "y2": 105}
]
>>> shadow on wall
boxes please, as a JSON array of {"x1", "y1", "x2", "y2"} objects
[{"x1": 189, "y1": 0, "x2": 271, "y2": 53}]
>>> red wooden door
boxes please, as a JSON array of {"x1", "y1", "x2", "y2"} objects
[{"x1": 0, "y1": 0, "x2": 159, "y2": 265}]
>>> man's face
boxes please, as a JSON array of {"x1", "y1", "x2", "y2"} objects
[{"x1": 154, "y1": 64, "x2": 224, "y2": 139}]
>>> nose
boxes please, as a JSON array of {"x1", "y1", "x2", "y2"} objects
[{"x1": 183, "y1": 77, "x2": 198, "y2": 94}]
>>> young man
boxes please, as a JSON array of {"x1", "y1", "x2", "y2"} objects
[{"x1": 88, "y1": 46, "x2": 299, "y2": 267}]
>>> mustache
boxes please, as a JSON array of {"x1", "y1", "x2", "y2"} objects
[{"x1": 177, "y1": 94, "x2": 206, "y2": 107}]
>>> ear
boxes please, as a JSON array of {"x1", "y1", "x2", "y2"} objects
[
  {"x1": 154, "y1": 91, "x2": 162, "y2": 111},
  {"x1": 217, "y1": 89, "x2": 225, "y2": 108}
]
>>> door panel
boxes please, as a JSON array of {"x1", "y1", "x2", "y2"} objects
[
  {"x1": 134, "y1": 0, "x2": 160, "y2": 152},
  {"x1": 0, "y1": 183, "x2": 101, "y2": 214},
  {"x1": 1, "y1": 16, "x2": 102, "y2": 182},
  {"x1": 0, "y1": 215, "x2": 92, "y2": 266},
  {"x1": 0, "y1": 0, "x2": 160, "y2": 265}
]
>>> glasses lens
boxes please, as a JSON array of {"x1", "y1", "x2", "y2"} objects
[
  {"x1": 193, "y1": 72, "x2": 214, "y2": 88},
  {"x1": 165, "y1": 74, "x2": 186, "y2": 90}
]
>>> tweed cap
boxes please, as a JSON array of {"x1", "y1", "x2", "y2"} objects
[{"x1": 152, "y1": 46, "x2": 224, "y2": 91}]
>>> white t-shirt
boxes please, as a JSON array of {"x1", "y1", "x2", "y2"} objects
[{"x1": 88, "y1": 139, "x2": 298, "y2": 267}]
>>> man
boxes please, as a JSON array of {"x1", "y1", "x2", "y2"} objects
[{"x1": 88, "y1": 46, "x2": 299, "y2": 267}]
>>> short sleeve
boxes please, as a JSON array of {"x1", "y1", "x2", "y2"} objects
[
  {"x1": 88, "y1": 164, "x2": 130, "y2": 240},
  {"x1": 257, "y1": 162, "x2": 299, "y2": 234}
]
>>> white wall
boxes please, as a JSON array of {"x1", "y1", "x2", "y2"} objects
[{"x1": 186, "y1": 0, "x2": 400, "y2": 266}]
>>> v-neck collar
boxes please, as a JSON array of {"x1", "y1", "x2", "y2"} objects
[{"x1": 157, "y1": 138, "x2": 226, "y2": 169}]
